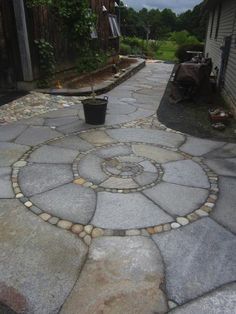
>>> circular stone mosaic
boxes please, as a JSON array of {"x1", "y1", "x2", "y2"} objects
[
  {"x1": 73, "y1": 143, "x2": 163, "y2": 192},
  {"x1": 11, "y1": 128, "x2": 219, "y2": 238},
  {"x1": 103, "y1": 159, "x2": 144, "y2": 178}
]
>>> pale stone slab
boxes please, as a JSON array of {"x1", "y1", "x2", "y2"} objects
[
  {"x1": 15, "y1": 126, "x2": 62, "y2": 146},
  {"x1": 100, "y1": 177, "x2": 138, "y2": 189},
  {"x1": 50, "y1": 135, "x2": 93, "y2": 151},
  {"x1": 139, "y1": 160, "x2": 158, "y2": 172},
  {"x1": 57, "y1": 120, "x2": 91, "y2": 134},
  {"x1": 118, "y1": 155, "x2": 144, "y2": 163},
  {"x1": 0, "y1": 199, "x2": 87, "y2": 314},
  {"x1": 44, "y1": 116, "x2": 79, "y2": 127},
  {"x1": 19, "y1": 117, "x2": 45, "y2": 126},
  {"x1": 211, "y1": 177, "x2": 236, "y2": 233},
  {"x1": 127, "y1": 108, "x2": 153, "y2": 120},
  {"x1": 169, "y1": 282, "x2": 236, "y2": 314},
  {"x1": 205, "y1": 158, "x2": 236, "y2": 177},
  {"x1": 205, "y1": 143, "x2": 236, "y2": 159},
  {"x1": 180, "y1": 136, "x2": 225, "y2": 156},
  {"x1": 132, "y1": 93, "x2": 162, "y2": 106},
  {"x1": 80, "y1": 130, "x2": 116, "y2": 145},
  {"x1": 95, "y1": 144, "x2": 131, "y2": 158},
  {"x1": 163, "y1": 160, "x2": 210, "y2": 188},
  {"x1": 31, "y1": 183, "x2": 96, "y2": 224},
  {"x1": 132, "y1": 144, "x2": 184, "y2": 163},
  {"x1": 101, "y1": 113, "x2": 132, "y2": 125},
  {"x1": 144, "y1": 182, "x2": 208, "y2": 216},
  {"x1": 0, "y1": 167, "x2": 14, "y2": 198},
  {"x1": 28, "y1": 145, "x2": 78, "y2": 164},
  {"x1": 78, "y1": 154, "x2": 108, "y2": 184},
  {"x1": 153, "y1": 218, "x2": 236, "y2": 305},
  {"x1": 19, "y1": 164, "x2": 73, "y2": 196},
  {"x1": 107, "y1": 128, "x2": 185, "y2": 148},
  {"x1": 0, "y1": 142, "x2": 30, "y2": 167},
  {"x1": 107, "y1": 101, "x2": 136, "y2": 114},
  {"x1": 92, "y1": 192, "x2": 173, "y2": 229},
  {"x1": 60, "y1": 237, "x2": 168, "y2": 314},
  {"x1": 0, "y1": 124, "x2": 28, "y2": 142},
  {"x1": 134, "y1": 172, "x2": 159, "y2": 186}
]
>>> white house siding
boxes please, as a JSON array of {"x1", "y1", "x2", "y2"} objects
[{"x1": 205, "y1": 0, "x2": 236, "y2": 114}]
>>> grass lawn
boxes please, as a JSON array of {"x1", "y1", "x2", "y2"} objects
[{"x1": 156, "y1": 41, "x2": 178, "y2": 62}]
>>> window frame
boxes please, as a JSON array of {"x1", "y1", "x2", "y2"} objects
[
  {"x1": 210, "y1": 8, "x2": 215, "y2": 38},
  {"x1": 215, "y1": 3, "x2": 222, "y2": 40},
  {"x1": 108, "y1": 14, "x2": 121, "y2": 38}
]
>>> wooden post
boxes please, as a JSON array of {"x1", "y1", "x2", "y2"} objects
[{"x1": 12, "y1": 0, "x2": 33, "y2": 82}]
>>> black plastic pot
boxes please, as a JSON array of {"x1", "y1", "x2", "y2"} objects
[{"x1": 82, "y1": 96, "x2": 108, "y2": 125}]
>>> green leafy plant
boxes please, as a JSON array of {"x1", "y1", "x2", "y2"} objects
[
  {"x1": 26, "y1": 0, "x2": 52, "y2": 6},
  {"x1": 27, "y1": 0, "x2": 95, "y2": 46},
  {"x1": 121, "y1": 37, "x2": 159, "y2": 58},
  {"x1": 34, "y1": 39, "x2": 56, "y2": 88},
  {"x1": 170, "y1": 31, "x2": 200, "y2": 46}
]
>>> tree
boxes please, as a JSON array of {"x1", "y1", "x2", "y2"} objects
[
  {"x1": 177, "y1": 2, "x2": 208, "y2": 40},
  {"x1": 161, "y1": 9, "x2": 177, "y2": 33}
]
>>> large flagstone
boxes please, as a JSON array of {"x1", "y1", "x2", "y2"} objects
[
  {"x1": 60, "y1": 236, "x2": 168, "y2": 314},
  {"x1": 153, "y1": 218, "x2": 236, "y2": 305},
  {"x1": 0, "y1": 199, "x2": 87, "y2": 314},
  {"x1": 91, "y1": 192, "x2": 173, "y2": 229}
]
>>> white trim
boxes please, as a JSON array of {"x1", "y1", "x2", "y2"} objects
[{"x1": 108, "y1": 14, "x2": 121, "y2": 37}]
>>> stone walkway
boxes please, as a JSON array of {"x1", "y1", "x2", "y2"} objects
[{"x1": 0, "y1": 62, "x2": 236, "y2": 314}]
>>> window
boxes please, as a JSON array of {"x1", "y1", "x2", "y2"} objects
[
  {"x1": 108, "y1": 14, "x2": 121, "y2": 37},
  {"x1": 210, "y1": 8, "x2": 215, "y2": 38},
  {"x1": 215, "y1": 3, "x2": 222, "y2": 39}
]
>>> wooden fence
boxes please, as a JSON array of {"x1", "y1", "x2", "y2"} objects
[{"x1": 25, "y1": 4, "x2": 78, "y2": 77}]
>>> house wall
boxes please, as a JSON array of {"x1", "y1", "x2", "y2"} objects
[{"x1": 205, "y1": 0, "x2": 236, "y2": 114}]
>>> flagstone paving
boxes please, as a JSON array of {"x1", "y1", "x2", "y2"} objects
[{"x1": 0, "y1": 62, "x2": 235, "y2": 313}]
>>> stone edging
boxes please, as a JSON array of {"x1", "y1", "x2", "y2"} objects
[
  {"x1": 11, "y1": 124, "x2": 219, "y2": 246},
  {"x1": 34, "y1": 59, "x2": 146, "y2": 96}
]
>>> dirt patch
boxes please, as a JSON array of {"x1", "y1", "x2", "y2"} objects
[
  {"x1": 62, "y1": 58, "x2": 138, "y2": 89},
  {"x1": 157, "y1": 71, "x2": 236, "y2": 142}
]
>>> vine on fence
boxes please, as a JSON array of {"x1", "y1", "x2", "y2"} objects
[
  {"x1": 27, "y1": 0, "x2": 96, "y2": 86},
  {"x1": 27, "y1": 0, "x2": 95, "y2": 44},
  {"x1": 34, "y1": 39, "x2": 56, "y2": 87}
]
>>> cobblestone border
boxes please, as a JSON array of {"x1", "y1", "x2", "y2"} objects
[{"x1": 10, "y1": 124, "x2": 219, "y2": 246}]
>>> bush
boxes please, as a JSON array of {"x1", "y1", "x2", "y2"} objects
[
  {"x1": 120, "y1": 43, "x2": 132, "y2": 55},
  {"x1": 76, "y1": 48, "x2": 108, "y2": 74},
  {"x1": 175, "y1": 43, "x2": 205, "y2": 62},
  {"x1": 170, "y1": 31, "x2": 200, "y2": 46},
  {"x1": 120, "y1": 37, "x2": 159, "y2": 57},
  {"x1": 122, "y1": 37, "x2": 146, "y2": 50}
]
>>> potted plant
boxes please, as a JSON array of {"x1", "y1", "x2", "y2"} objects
[{"x1": 78, "y1": 46, "x2": 109, "y2": 125}]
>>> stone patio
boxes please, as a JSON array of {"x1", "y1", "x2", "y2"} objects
[{"x1": 0, "y1": 62, "x2": 235, "y2": 313}]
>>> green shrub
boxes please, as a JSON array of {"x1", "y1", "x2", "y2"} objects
[
  {"x1": 170, "y1": 31, "x2": 200, "y2": 46},
  {"x1": 76, "y1": 48, "x2": 108, "y2": 74},
  {"x1": 175, "y1": 43, "x2": 205, "y2": 62},
  {"x1": 120, "y1": 43, "x2": 132, "y2": 55},
  {"x1": 120, "y1": 37, "x2": 159, "y2": 57},
  {"x1": 122, "y1": 37, "x2": 146, "y2": 50},
  {"x1": 35, "y1": 39, "x2": 56, "y2": 88}
]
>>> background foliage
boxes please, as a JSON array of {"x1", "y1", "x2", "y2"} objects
[{"x1": 120, "y1": 1, "x2": 207, "y2": 41}]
